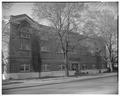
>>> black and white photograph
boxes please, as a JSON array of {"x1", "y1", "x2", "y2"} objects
[{"x1": 2, "y1": 1, "x2": 118, "y2": 94}]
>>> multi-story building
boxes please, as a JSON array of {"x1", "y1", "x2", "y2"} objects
[{"x1": 2, "y1": 14, "x2": 107, "y2": 79}]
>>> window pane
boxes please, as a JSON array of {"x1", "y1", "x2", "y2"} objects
[
  {"x1": 20, "y1": 66, "x2": 24, "y2": 71},
  {"x1": 41, "y1": 46, "x2": 48, "y2": 52},
  {"x1": 20, "y1": 64, "x2": 30, "y2": 72},
  {"x1": 20, "y1": 39, "x2": 31, "y2": 50},
  {"x1": 20, "y1": 33, "x2": 30, "y2": 38},
  {"x1": 26, "y1": 66, "x2": 30, "y2": 71}
]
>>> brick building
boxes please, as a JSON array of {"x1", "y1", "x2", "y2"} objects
[{"x1": 2, "y1": 14, "x2": 107, "y2": 79}]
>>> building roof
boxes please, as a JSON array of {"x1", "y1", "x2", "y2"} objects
[{"x1": 10, "y1": 14, "x2": 54, "y2": 31}]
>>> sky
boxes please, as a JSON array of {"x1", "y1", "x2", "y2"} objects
[
  {"x1": 2, "y1": 3, "x2": 50, "y2": 25},
  {"x1": 10, "y1": 3, "x2": 33, "y2": 17},
  {"x1": 2, "y1": 2, "x2": 118, "y2": 25},
  {"x1": 3, "y1": 3, "x2": 33, "y2": 18}
]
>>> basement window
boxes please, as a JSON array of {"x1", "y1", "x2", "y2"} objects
[{"x1": 20, "y1": 64, "x2": 30, "y2": 72}]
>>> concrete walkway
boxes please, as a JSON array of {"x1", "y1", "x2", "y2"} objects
[{"x1": 2, "y1": 72, "x2": 117, "y2": 90}]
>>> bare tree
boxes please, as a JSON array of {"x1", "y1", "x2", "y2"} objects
[
  {"x1": 32, "y1": 3, "x2": 87, "y2": 76},
  {"x1": 32, "y1": 2, "x2": 118, "y2": 75},
  {"x1": 2, "y1": 20, "x2": 10, "y2": 79},
  {"x1": 2, "y1": 3, "x2": 13, "y2": 79},
  {"x1": 98, "y1": 11, "x2": 118, "y2": 71},
  {"x1": 80, "y1": 5, "x2": 118, "y2": 71}
]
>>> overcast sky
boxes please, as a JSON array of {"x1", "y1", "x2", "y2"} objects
[
  {"x1": 3, "y1": 3, "x2": 33, "y2": 18},
  {"x1": 11, "y1": 3, "x2": 33, "y2": 17},
  {"x1": 2, "y1": 3, "x2": 50, "y2": 25},
  {"x1": 2, "y1": 2, "x2": 117, "y2": 26}
]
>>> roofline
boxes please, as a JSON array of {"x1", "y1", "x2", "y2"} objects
[
  {"x1": 9, "y1": 14, "x2": 55, "y2": 31},
  {"x1": 10, "y1": 14, "x2": 35, "y2": 23}
]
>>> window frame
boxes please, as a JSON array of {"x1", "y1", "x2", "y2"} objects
[
  {"x1": 41, "y1": 46, "x2": 49, "y2": 52},
  {"x1": 20, "y1": 38, "x2": 31, "y2": 50},
  {"x1": 20, "y1": 32, "x2": 31, "y2": 39},
  {"x1": 20, "y1": 64, "x2": 30, "y2": 72}
]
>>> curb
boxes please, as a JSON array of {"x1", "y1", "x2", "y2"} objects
[{"x1": 3, "y1": 73, "x2": 117, "y2": 90}]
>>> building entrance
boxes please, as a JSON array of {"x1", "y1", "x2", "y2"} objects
[{"x1": 71, "y1": 63, "x2": 78, "y2": 71}]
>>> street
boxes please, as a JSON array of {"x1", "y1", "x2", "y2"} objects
[{"x1": 3, "y1": 75, "x2": 118, "y2": 94}]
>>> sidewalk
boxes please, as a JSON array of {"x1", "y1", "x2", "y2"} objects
[{"x1": 2, "y1": 72, "x2": 117, "y2": 90}]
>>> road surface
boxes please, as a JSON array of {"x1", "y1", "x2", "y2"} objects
[{"x1": 3, "y1": 75, "x2": 118, "y2": 94}]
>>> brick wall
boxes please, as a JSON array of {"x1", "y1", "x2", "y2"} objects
[{"x1": 8, "y1": 14, "x2": 107, "y2": 73}]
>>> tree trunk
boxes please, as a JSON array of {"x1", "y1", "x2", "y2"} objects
[
  {"x1": 64, "y1": 52, "x2": 69, "y2": 77},
  {"x1": 108, "y1": 58, "x2": 113, "y2": 72},
  {"x1": 96, "y1": 54, "x2": 101, "y2": 73},
  {"x1": 38, "y1": 71, "x2": 41, "y2": 79},
  {"x1": 106, "y1": 44, "x2": 113, "y2": 72},
  {"x1": 109, "y1": 35, "x2": 113, "y2": 72}
]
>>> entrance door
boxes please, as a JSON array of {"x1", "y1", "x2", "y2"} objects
[{"x1": 72, "y1": 63, "x2": 78, "y2": 71}]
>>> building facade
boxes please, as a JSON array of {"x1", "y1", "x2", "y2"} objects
[{"x1": 3, "y1": 14, "x2": 107, "y2": 78}]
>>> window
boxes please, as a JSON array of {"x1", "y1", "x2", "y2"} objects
[
  {"x1": 19, "y1": 31, "x2": 31, "y2": 50},
  {"x1": 20, "y1": 64, "x2": 30, "y2": 72},
  {"x1": 41, "y1": 46, "x2": 49, "y2": 52},
  {"x1": 20, "y1": 39, "x2": 31, "y2": 50},
  {"x1": 20, "y1": 32, "x2": 31, "y2": 39},
  {"x1": 60, "y1": 64, "x2": 65, "y2": 71},
  {"x1": 41, "y1": 64, "x2": 48, "y2": 72}
]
